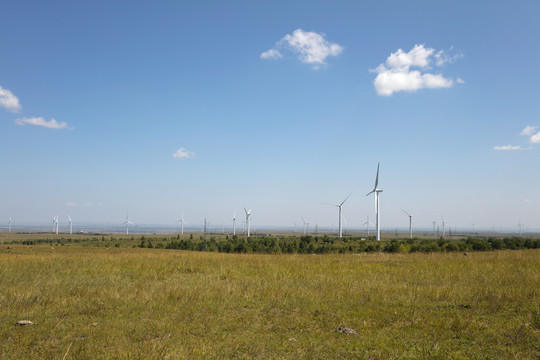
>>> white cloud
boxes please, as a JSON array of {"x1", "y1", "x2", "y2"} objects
[
  {"x1": 372, "y1": 44, "x2": 461, "y2": 96},
  {"x1": 456, "y1": 78, "x2": 465, "y2": 84},
  {"x1": 521, "y1": 125, "x2": 538, "y2": 136},
  {"x1": 0, "y1": 86, "x2": 22, "y2": 112},
  {"x1": 493, "y1": 145, "x2": 522, "y2": 151},
  {"x1": 261, "y1": 29, "x2": 343, "y2": 68},
  {"x1": 15, "y1": 117, "x2": 73, "y2": 130},
  {"x1": 519, "y1": 125, "x2": 540, "y2": 143},
  {"x1": 529, "y1": 131, "x2": 540, "y2": 144},
  {"x1": 65, "y1": 202, "x2": 77, "y2": 207},
  {"x1": 173, "y1": 147, "x2": 195, "y2": 159},
  {"x1": 434, "y1": 47, "x2": 464, "y2": 66},
  {"x1": 260, "y1": 49, "x2": 282, "y2": 59},
  {"x1": 386, "y1": 44, "x2": 433, "y2": 69}
]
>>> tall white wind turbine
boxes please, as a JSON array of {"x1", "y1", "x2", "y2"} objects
[
  {"x1": 123, "y1": 214, "x2": 135, "y2": 235},
  {"x1": 301, "y1": 217, "x2": 307, "y2": 235},
  {"x1": 366, "y1": 162, "x2": 383, "y2": 241},
  {"x1": 68, "y1": 215, "x2": 72, "y2": 235},
  {"x1": 244, "y1": 208, "x2": 251, "y2": 237},
  {"x1": 401, "y1": 209, "x2": 414, "y2": 239},
  {"x1": 324, "y1": 191, "x2": 353, "y2": 238},
  {"x1": 8, "y1": 217, "x2": 12, "y2": 232}
]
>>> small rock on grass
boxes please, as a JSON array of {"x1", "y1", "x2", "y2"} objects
[
  {"x1": 335, "y1": 326, "x2": 358, "y2": 335},
  {"x1": 16, "y1": 320, "x2": 35, "y2": 326}
]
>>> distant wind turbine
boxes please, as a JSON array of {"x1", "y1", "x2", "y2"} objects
[
  {"x1": 401, "y1": 209, "x2": 414, "y2": 239},
  {"x1": 123, "y1": 214, "x2": 135, "y2": 235},
  {"x1": 175, "y1": 210, "x2": 187, "y2": 235},
  {"x1": 324, "y1": 191, "x2": 353, "y2": 238},
  {"x1": 232, "y1": 210, "x2": 237, "y2": 236},
  {"x1": 52, "y1": 216, "x2": 59, "y2": 234},
  {"x1": 68, "y1": 215, "x2": 72, "y2": 235},
  {"x1": 244, "y1": 208, "x2": 251, "y2": 237},
  {"x1": 301, "y1": 217, "x2": 307, "y2": 235},
  {"x1": 440, "y1": 216, "x2": 446, "y2": 238},
  {"x1": 362, "y1": 214, "x2": 374, "y2": 236},
  {"x1": 517, "y1": 220, "x2": 524, "y2": 237},
  {"x1": 366, "y1": 162, "x2": 383, "y2": 241},
  {"x1": 8, "y1": 217, "x2": 12, "y2": 232}
]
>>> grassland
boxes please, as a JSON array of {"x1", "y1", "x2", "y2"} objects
[{"x1": 0, "y1": 244, "x2": 538, "y2": 359}]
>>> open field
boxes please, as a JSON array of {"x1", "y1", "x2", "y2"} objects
[{"x1": 1, "y1": 245, "x2": 538, "y2": 359}]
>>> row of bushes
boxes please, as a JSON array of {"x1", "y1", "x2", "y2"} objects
[
  {"x1": 11, "y1": 235, "x2": 540, "y2": 254},
  {"x1": 151, "y1": 236, "x2": 540, "y2": 254}
]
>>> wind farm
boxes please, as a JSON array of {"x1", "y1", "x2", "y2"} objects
[{"x1": 1, "y1": 1, "x2": 539, "y2": 358}]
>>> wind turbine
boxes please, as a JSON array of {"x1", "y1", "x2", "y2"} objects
[
  {"x1": 53, "y1": 216, "x2": 58, "y2": 235},
  {"x1": 175, "y1": 210, "x2": 187, "y2": 235},
  {"x1": 324, "y1": 191, "x2": 353, "y2": 238},
  {"x1": 440, "y1": 216, "x2": 446, "y2": 238},
  {"x1": 301, "y1": 217, "x2": 307, "y2": 235},
  {"x1": 232, "y1": 210, "x2": 237, "y2": 236},
  {"x1": 123, "y1": 214, "x2": 135, "y2": 235},
  {"x1": 517, "y1": 220, "x2": 523, "y2": 237},
  {"x1": 362, "y1": 214, "x2": 374, "y2": 236},
  {"x1": 366, "y1": 162, "x2": 383, "y2": 241},
  {"x1": 244, "y1": 208, "x2": 251, "y2": 237},
  {"x1": 68, "y1": 215, "x2": 72, "y2": 235},
  {"x1": 401, "y1": 209, "x2": 414, "y2": 239},
  {"x1": 8, "y1": 217, "x2": 12, "y2": 232}
]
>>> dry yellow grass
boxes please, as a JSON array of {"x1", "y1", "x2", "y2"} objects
[{"x1": 0, "y1": 245, "x2": 538, "y2": 359}]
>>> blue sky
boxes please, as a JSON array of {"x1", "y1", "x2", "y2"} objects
[{"x1": 1, "y1": 0, "x2": 539, "y2": 232}]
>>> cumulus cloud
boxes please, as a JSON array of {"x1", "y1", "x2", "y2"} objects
[
  {"x1": 519, "y1": 125, "x2": 540, "y2": 143},
  {"x1": 521, "y1": 125, "x2": 538, "y2": 137},
  {"x1": 261, "y1": 29, "x2": 343, "y2": 69},
  {"x1": 529, "y1": 131, "x2": 540, "y2": 144},
  {"x1": 493, "y1": 145, "x2": 523, "y2": 151},
  {"x1": 372, "y1": 44, "x2": 462, "y2": 96},
  {"x1": 173, "y1": 147, "x2": 195, "y2": 159},
  {"x1": 15, "y1": 117, "x2": 73, "y2": 130},
  {"x1": 0, "y1": 86, "x2": 22, "y2": 112},
  {"x1": 260, "y1": 49, "x2": 282, "y2": 59}
]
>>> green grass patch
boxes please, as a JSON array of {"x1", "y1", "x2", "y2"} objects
[{"x1": 0, "y1": 246, "x2": 538, "y2": 359}]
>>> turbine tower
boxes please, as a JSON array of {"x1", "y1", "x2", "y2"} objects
[
  {"x1": 68, "y1": 215, "x2": 73, "y2": 235},
  {"x1": 8, "y1": 217, "x2": 12, "y2": 232},
  {"x1": 244, "y1": 208, "x2": 251, "y2": 237},
  {"x1": 366, "y1": 162, "x2": 383, "y2": 241},
  {"x1": 51, "y1": 216, "x2": 59, "y2": 234},
  {"x1": 440, "y1": 216, "x2": 446, "y2": 238},
  {"x1": 324, "y1": 191, "x2": 353, "y2": 238},
  {"x1": 176, "y1": 210, "x2": 187, "y2": 235},
  {"x1": 362, "y1": 214, "x2": 374, "y2": 236},
  {"x1": 232, "y1": 210, "x2": 237, "y2": 236},
  {"x1": 517, "y1": 220, "x2": 523, "y2": 237},
  {"x1": 301, "y1": 217, "x2": 307, "y2": 235},
  {"x1": 401, "y1": 209, "x2": 414, "y2": 239},
  {"x1": 123, "y1": 214, "x2": 135, "y2": 235}
]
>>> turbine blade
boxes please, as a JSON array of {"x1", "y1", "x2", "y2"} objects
[
  {"x1": 374, "y1": 162, "x2": 380, "y2": 189},
  {"x1": 366, "y1": 189, "x2": 375, "y2": 196},
  {"x1": 340, "y1": 191, "x2": 354, "y2": 206},
  {"x1": 322, "y1": 202, "x2": 339, "y2": 207}
]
